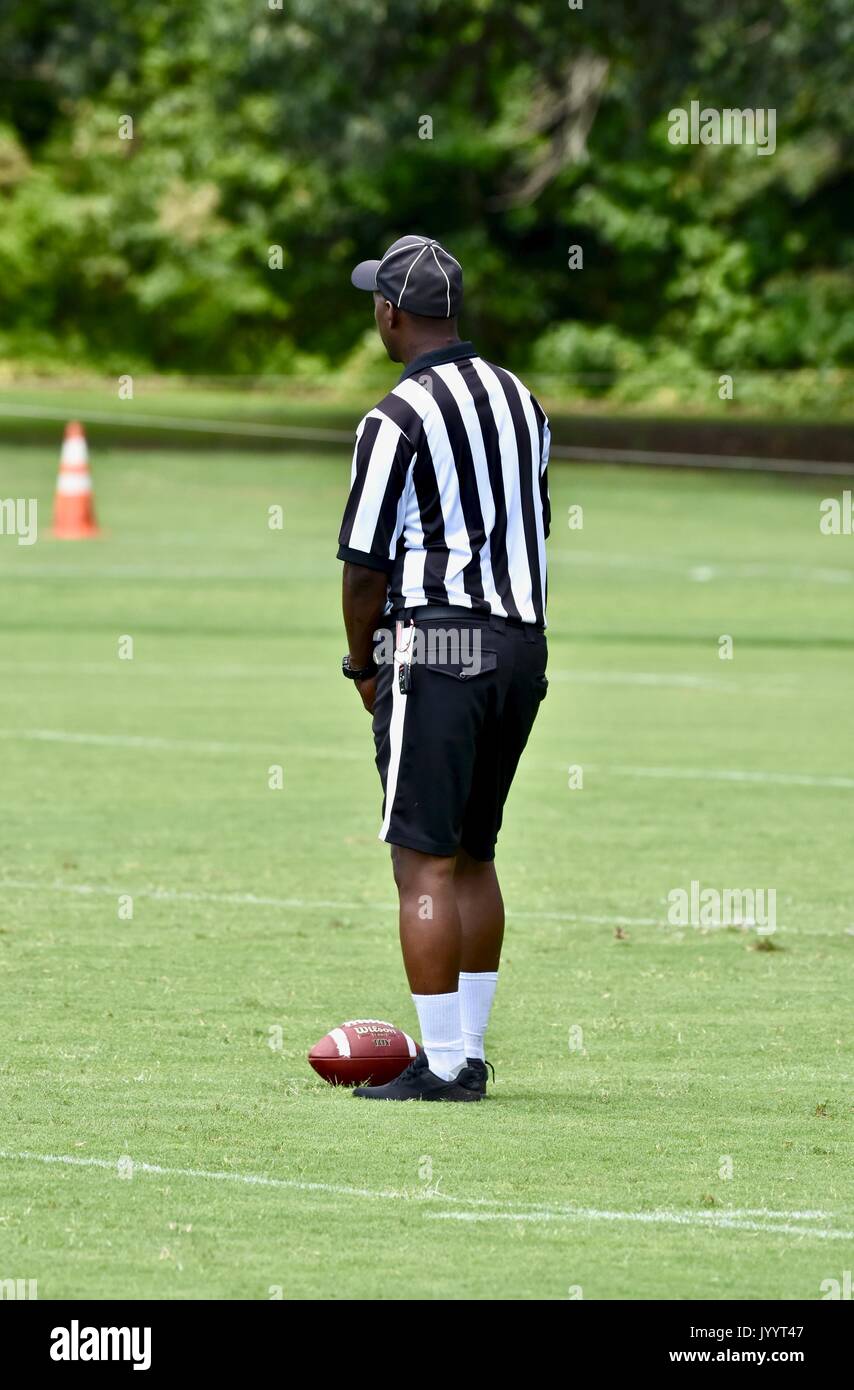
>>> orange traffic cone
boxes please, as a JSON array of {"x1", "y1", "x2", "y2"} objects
[{"x1": 52, "y1": 422, "x2": 100, "y2": 539}]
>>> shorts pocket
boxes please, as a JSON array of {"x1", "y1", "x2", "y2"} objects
[
  {"x1": 535, "y1": 673, "x2": 549, "y2": 700},
  {"x1": 425, "y1": 649, "x2": 498, "y2": 681}
]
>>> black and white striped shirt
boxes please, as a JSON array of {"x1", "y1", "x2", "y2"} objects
[{"x1": 337, "y1": 341, "x2": 550, "y2": 626}]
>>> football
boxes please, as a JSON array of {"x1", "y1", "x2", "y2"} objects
[{"x1": 308, "y1": 1019, "x2": 420, "y2": 1087}]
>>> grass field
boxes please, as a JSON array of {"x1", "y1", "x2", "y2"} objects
[{"x1": 0, "y1": 436, "x2": 852, "y2": 1300}]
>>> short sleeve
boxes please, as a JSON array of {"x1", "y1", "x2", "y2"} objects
[
  {"x1": 337, "y1": 412, "x2": 414, "y2": 573},
  {"x1": 532, "y1": 397, "x2": 551, "y2": 539}
]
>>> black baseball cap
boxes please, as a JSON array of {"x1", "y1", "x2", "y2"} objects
[{"x1": 351, "y1": 235, "x2": 463, "y2": 318}]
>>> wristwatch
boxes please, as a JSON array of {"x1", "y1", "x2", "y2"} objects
[{"x1": 342, "y1": 654, "x2": 378, "y2": 681}]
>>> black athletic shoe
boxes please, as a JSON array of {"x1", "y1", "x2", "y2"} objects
[
  {"x1": 465, "y1": 1058, "x2": 495, "y2": 1097},
  {"x1": 353, "y1": 1050, "x2": 482, "y2": 1101}
]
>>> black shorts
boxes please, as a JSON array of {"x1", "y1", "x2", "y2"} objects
[{"x1": 372, "y1": 607, "x2": 548, "y2": 861}]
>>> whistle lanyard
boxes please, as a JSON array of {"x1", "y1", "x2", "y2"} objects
[{"x1": 395, "y1": 617, "x2": 416, "y2": 694}]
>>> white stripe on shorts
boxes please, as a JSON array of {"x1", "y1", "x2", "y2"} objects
[{"x1": 379, "y1": 655, "x2": 408, "y2": 843}]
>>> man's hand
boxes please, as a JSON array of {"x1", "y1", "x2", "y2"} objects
[{"x1": 354, "y1": 675, "x2": 377, "y2": 714}]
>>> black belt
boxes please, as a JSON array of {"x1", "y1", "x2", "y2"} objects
[{"x1": 393, "y1": 603, "x2": 544, "y2": 634}]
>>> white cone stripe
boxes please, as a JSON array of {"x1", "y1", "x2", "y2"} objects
[
  {"x1": 56, "y1": 476, "x2": 93, "y2": 496},
  {"x1": 329, "y1": 1027, "x2": 350, "y2": 1058},
  {"x1": 61, "y1": 439, "x2": 88, "y2": 466},
  {"x1": 379, "y1": 655, "x2": 408, "y2": 843}
]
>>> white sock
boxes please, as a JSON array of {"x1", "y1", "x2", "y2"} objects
[
  {"x1": 412, "y1": 991, "x2": 466, "y2": 1081},
  {"x1": 459, "y1": 971, "x2": 498, "y2": 1060}
]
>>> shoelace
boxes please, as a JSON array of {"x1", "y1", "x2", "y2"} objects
[
  {"x1": 399, "y1": 1054, "x2": 427, "y2": 1081},
  {"x1": 464, "y1": 1059, "x2": 495, "y2": 1085}
]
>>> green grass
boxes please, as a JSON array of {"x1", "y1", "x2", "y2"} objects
[{"x1": 0, "y1": 440, "x2": 852, "y2": 1300}]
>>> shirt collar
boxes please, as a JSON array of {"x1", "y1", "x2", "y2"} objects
[{"x1": 398, "y1": 340, "x2": 477, "y2": 383}]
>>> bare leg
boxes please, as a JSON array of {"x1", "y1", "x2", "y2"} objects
[
  {"x1": 455, "y1": 848, "x2": 504, "y2": 972},
  {"x1": 391, "y1": 845, "x2": 461, "y2": 994}
]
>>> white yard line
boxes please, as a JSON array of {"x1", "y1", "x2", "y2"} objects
[
  {"x1": 5, "y1": 559, "x2": 853, "y2": 584},
  {"x1": 2, "y1": 727, "x2": 852, "y2": 792},
  {"x1": 0, "y1": 566, "x2": 292, "y2": 580},
  {"x1": 0, "y1": 1149, "x2": 846, "y2": 1241},
  {"x1": 551, "y1": 551, "x2": 854, "y2": 585},
  {"x1": 0, "y1": 878, "x2": 373, "y2": 912},
  {"x1": 6, "y1": 878, "x2": 846, "y2": 936},
  {"x1": 0, "y1": 878, "x2": 670, "y2": 927},
  {"x1": 0, "y1": 661, "x2": 308, "y2": 680},
  {"x1": 427, "y1": 1210, "x2": 852, "y2": 1240},
  {"x1": 0, "y1": 728, "x2": 274, "y2": 754},
  {"x1": 0, "y1": 663, "x2": 801, "y2": 696},
  {"x1": 550, "y1": 670, "x2": 780, "y2": 694},
  {"x1": 587, "y1": 763, "x2": 854, "y2": 790}
]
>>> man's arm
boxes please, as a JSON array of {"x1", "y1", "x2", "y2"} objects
[
  {"x1": 342, "y1": 561, "x2": 389, "y2": 713},
  {"x1": 337, "y1": 407, "x2": 414, "y2": 711}
]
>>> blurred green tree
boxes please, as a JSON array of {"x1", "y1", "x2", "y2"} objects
[{"x1": 0, "y1": 0, "x2": 850, "y2": 381}]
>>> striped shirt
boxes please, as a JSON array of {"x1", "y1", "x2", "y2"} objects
[{"x1": 337, "y1": 341, "x2": 550, "y2": 626}]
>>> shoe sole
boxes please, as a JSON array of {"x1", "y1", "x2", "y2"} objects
[{"x1": 353, "y1": 1086, "x2": 481, "y2": 1102}]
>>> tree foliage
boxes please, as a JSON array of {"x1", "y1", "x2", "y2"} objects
[{"x1": 0, "y1": 0, "x2": 851, "y2": 379}]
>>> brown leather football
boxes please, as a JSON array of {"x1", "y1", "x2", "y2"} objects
[{"x1": 308, "y1": 1019, "x2": 421, "y2": 1087}]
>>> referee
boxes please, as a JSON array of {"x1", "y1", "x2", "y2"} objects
[{"x1": 338, "y1": 235, "x2": 550, "y2": 1101}]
